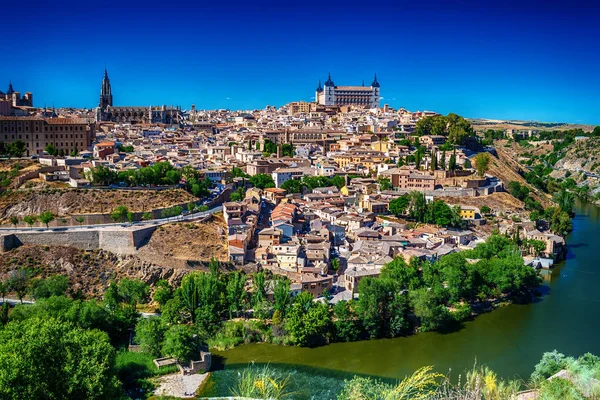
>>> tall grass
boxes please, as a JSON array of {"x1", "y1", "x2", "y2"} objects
[
  {"x1": 230, "y1": 363, "x2": 293, "y2": 399},
  {"x1": 338, "y1": 366, "x2": 443, "y2": 400}
]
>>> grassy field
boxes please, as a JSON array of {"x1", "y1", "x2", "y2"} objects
[{"x1": 116, "y1": 351, "x2": 179, "y2": 399}]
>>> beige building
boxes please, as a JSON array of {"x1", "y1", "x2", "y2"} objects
[
  {"x1": 288, "y1": 101, "x2": 312, "y2": 115},
  {"x1": 0, "y1": 117, "x2": 94, "y2": 156}
]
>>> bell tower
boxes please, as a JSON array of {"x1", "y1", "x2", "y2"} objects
[{"x1": 99, "y1": 66, "x2": 113, "y2": 109}]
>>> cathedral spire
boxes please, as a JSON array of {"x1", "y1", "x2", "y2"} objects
[{"x1": 7, "y1": 81, "x2": 14, "y2": 95}]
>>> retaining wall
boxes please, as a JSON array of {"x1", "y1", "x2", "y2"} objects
[{"x1": 0, "y1": 225, "x2": 157, "y2": 255}]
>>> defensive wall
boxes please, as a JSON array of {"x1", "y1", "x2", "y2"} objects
[{"x1": 0, "y1": 225, "x2": 156, "y2": 255}]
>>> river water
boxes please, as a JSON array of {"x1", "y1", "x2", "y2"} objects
[{"x1": 202, "y1": 201, "x2": 600, "y2": 398}]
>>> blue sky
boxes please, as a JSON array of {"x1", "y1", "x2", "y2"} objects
[{"x1": 2, "y1": 0, "x2": 599, "y2": 124}]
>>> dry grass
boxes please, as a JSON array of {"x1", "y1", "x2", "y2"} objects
[
  {"x1": 0, "y1": 188, "x2": 196, "y2": 220},
  {"x1": 136, "y1": 215, "x2": 229, "y2": 268}
]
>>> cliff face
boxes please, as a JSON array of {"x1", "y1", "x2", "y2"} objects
[
  {"x1": 554, "y1": 137, "x2": 600, "y2": 174},
  {"x1": 0, "y1": 245, "x2": 186, "y2": 299}
]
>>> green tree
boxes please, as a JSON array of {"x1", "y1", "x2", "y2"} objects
[
  {"x1": 480, "y1": 205, "x2": 491, "y2": 214},
  {"x1": 135, "y1": 317, "x2": 166, "y2": 357},
  {"x1": 389, "y1": 194, "x2": 410, "y2": 217},
  {"x1": 430, "y1": 151, "x2": 437, "y2": 171},
  {"x1": 331, "y1": 258, "x2": 340, "y2": 272},
  {"x1": 6, "y1": 140, "x2": 26, "y2": 157},
  {"x1": 249, "y1": 173, "x2": 276, "y2": 189},
  {"x1": 23, "y1": 215, "x2": 38, "y2": 229},
  {"x1": 89, "y1": 165, "x2": 117, "y2": 186},
  {"x1": 31, "y1": 275, "x2": 69, "y2": 299},
  {"x1": 549, "y1": 207, "x2": 572, "y2": 236},
  {"x1": 127, "y1": 211, "x2": 135, "y2": 224},
  {"x1": 109, "y1": 205, "x2": 129, "y2": 222},
  {"x1": 449, "y1": 149, "x2": 457, "y2": 171},
  {"x1": 252, "y1": 271, "x2": 267, "y2": 307},
  {"x1": 230, "y1": 186, "x2": 246, "y2": 201},
  {"x1": 0, "y1": 318, "x2": 121, "y2": 400},
  {"x1": 554, "y1": 189, "x2": 575, "y2": 214},
  {"x1": 45, "y1": 143, "x2": 58, "y2": 156},
  {"x1": 7, "y1": 269, "x2": 30, "y2": 303},
  {"x1": 75, "y1": 216, "x2": 85, "y2": 225},
  {"x1": 357, "y1": 277, "x2": 409, "y2": 338},
  {"x1": 38, "y1": 211, "x2": 55, "y2": 228},
  {"x1": 409, "y1": 191, "x2": 427, "y2": 222},
  {"x1": 377, "y1": 177, "x2": 392, "y2": 191},
  {"x1": 281, "y1": 178, "x2": 305, "y2": 194},
  {"x1": 0, "y1": 302, "x2": 8, "y2": 326},
  {"x1": 0, "y1": 278, "x2": 7, "y2": 302},
  {"x1": 273, "y1": 278, "x2": 291, "y2": 317},
  {"x1": 141, "y1": 212, "x2": 153, "y2": 221},
  {"x1": 409, "y1": 287, "x2": 451, "y2": 332},
  {"x1": 162, "y1": 324, "x2": 197, "y2": 363},
  {"x1": 473, "y1": 152, "x2": 491, "y2": 177},
  {"x1": 117, "y1": 278, "x2": 149, "y2": 309},
  {"x1": 531, "y1": 350, "x2": 571, "y2": 383},
  {"x1": 153, "y1": 279, "x2": 174, "y2": 307},
  {"x1": 226, "y1": 272, "x2": 247, "y2": 319},
  {"x1": 285, "y1": 292, "x2": 331, "y2": 346},
  {"x1": 9, "y1": 216, "x2": 18, "y2": 228},
  {"x1": 333, "y1": 300, "x2": 360, "y2": 342},
  {"x1": 440, "y1": 150, "x2": 446, "y2": 170}
]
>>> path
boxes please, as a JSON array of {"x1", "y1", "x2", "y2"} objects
[{"x1": 154, "y1": 372, "x2": 209, "y2": 399}]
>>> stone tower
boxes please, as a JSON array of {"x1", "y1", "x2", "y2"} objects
[
  {"x1": 99, "y1": 66, "x2": 113, "y2": 109},
  {"x1": 323, "y1": 73, "x2": 335, "y2": 106}
]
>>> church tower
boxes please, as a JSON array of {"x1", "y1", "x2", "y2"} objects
[{"x1": 99, "y1": 66, "x2": 113, "y2": 109}]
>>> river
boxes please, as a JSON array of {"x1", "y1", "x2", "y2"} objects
[{"x1": 201, "y1": 200, "x2": 600, "y2": 398}]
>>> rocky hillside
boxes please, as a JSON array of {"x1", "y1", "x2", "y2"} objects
[
  {"x1": 0, "y1": 245, "x2": 182, "y2": 299},
  {"x1": 492, "y1": 142, "x2": 552, "y2": 206},
  {"x1": 553, "y1": 137, "x2": 600, "y2": 174},
  {"x1": 0, "y1": 188, "x2": 196, "y2": 221}
]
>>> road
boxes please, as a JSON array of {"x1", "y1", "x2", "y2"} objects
[{"x1": 0, "y1": 206, "x2": 222, "y2": 233}]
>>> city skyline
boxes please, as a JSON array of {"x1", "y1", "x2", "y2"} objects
[{"x1": 2, "y1": 0, "x2": 600, "y2": 124}]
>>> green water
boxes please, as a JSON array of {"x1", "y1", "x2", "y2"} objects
[{"x1": 204, "y1": 201, "x2": 600, "y2": 398}]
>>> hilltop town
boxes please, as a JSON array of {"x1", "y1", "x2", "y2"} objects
[
  {"x1": 1, "y1": 70, "x2": 597, "y2": 399},
  {"x1": 0, "y1": 72, "x2": 577, "y2": 299}
]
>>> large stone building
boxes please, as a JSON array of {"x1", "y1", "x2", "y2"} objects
[
  {"x1": 0, "y1": 116, "x2": 94, "y2": 156},
  {"x1": 96, "y1": 68, "x2": 182, "y2": 124},
  {"x1": 0, "y1": 82, "x2": 33, "y2": 108},
  {"x1": 316, "y1": 73, "x2": 380, "y2": 108}
]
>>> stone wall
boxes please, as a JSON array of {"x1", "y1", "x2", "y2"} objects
[
  {"x1": 0, "y1": 225, "x2": 157, "y2": 255},
  {"x1": 11, "y1": 230, "x2": 100, "y2": 250},
  {"x1": 0, "y1": 234, "x2": 19, "y2": 252}
]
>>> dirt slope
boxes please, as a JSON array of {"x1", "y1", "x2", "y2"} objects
[
  {"x1": 0, "y1": 188, "x2": 196, "y2": 220},
  {"x1": 137, "y1": 215, "x2": 228, "y2": 268}
]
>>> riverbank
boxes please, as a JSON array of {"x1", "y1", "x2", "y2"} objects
[{"x1": 201, "y1": 200, "x2": 600, "y2": 398}]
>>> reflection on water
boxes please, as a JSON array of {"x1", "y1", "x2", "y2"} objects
[{"x1": 204, "y1": 200, "x2": 600, "y2": 398}]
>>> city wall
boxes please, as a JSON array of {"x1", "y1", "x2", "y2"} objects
[{"x1": 0, "y1": 225, "x2": 156, "y2": 255}]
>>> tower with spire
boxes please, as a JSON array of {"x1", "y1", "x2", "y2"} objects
[{"x1": 99, "y1": 66, "x2": 113, "y2": 110}]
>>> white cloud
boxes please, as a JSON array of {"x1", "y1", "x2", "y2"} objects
[
  {"x1": 310, "y1": 96, "x2": 315, "y2": 100},
  {"x1": 379, "y1": 96, "x2": 384, "y2": 100},
  {"x1": 226, "y1": 97, "x2": 231, "y2": 100},
  {"x1": 391, "y1": 98, "x2": 396, "y2": 101}
]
